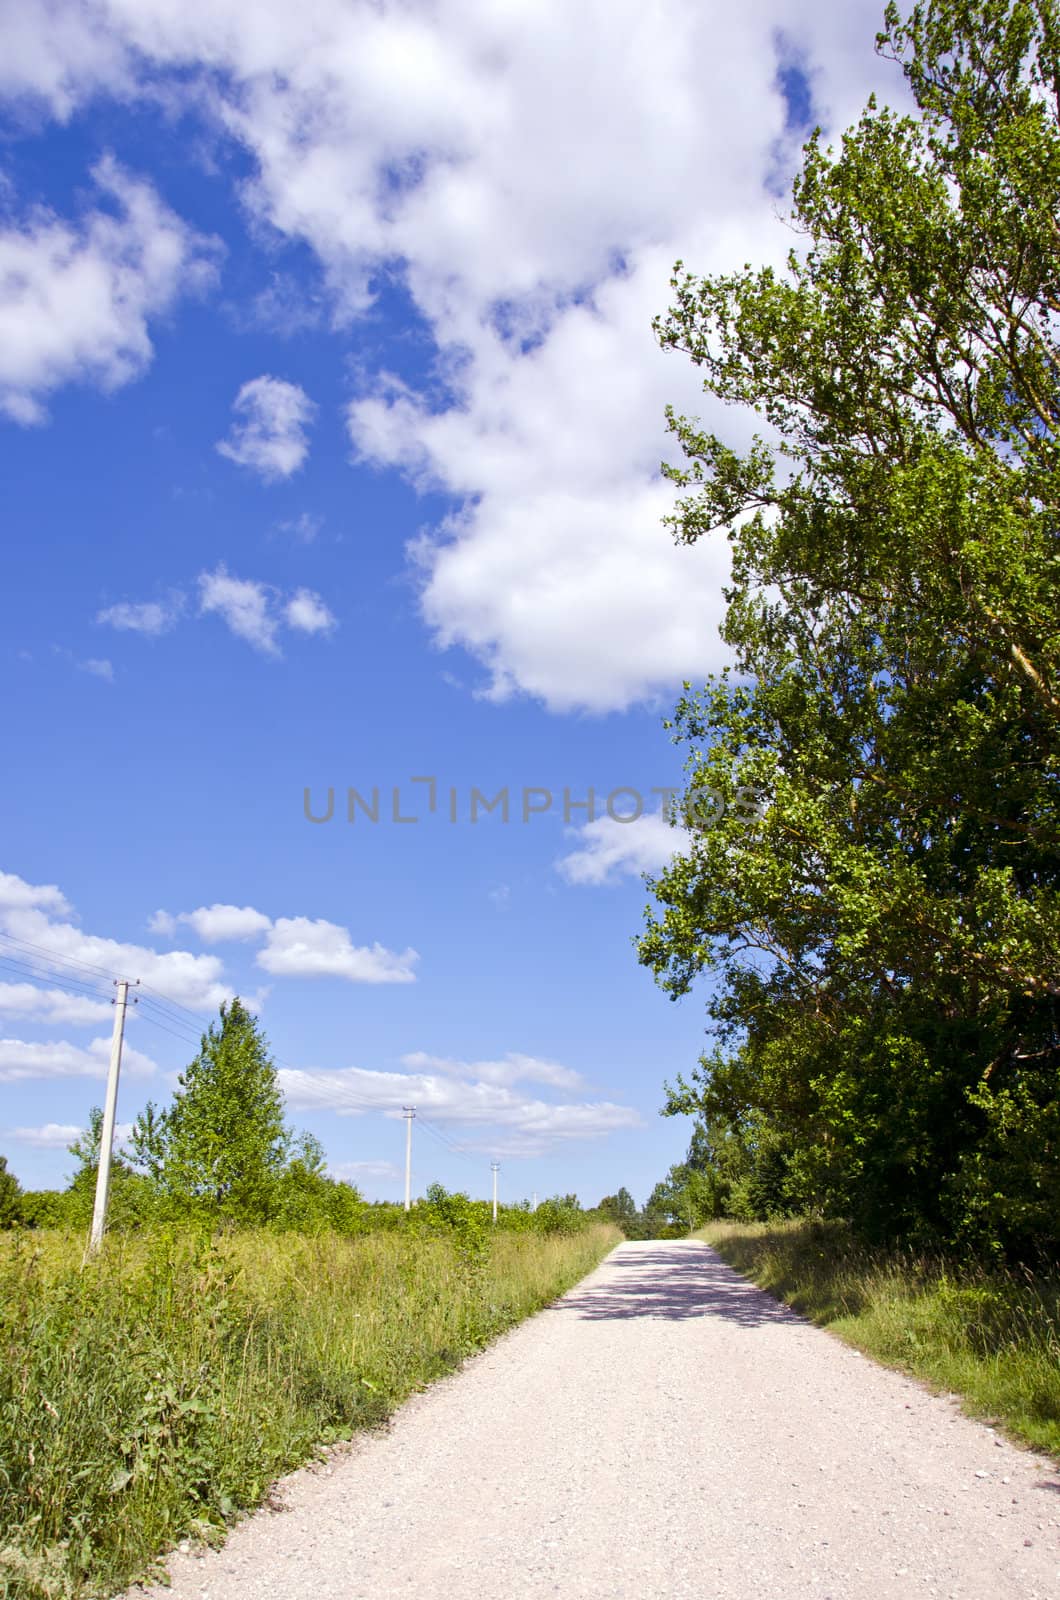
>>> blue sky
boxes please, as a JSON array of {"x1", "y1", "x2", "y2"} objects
[{"x1": 0, "y1": 0, "x2": 898, "y2": 1206}]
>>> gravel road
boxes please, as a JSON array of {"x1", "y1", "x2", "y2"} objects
[{"x1": 134, "y1": 1240, "x2": 1060, "y2": 1600}]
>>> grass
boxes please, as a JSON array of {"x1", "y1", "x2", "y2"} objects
[
  {"x1": 0, "y1": 1223, "x2": 618, "y2": 1600},
  {"x1": 700, "y1": 1217, "x2": 1060, "y2": 1461}
]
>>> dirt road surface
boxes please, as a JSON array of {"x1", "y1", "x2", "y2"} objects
[{"x1": 134, "y1": 1240, "x2": 1060, "y2": 1600}]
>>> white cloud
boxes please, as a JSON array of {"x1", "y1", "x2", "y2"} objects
[
  {"x1": 284, "y1": 588, "x2": 335, "y2": 635},
  {"x1": 0, "y1": 871, "x2": 71, "y2": 917},
  {"x1": 196, "y1": 566, "x2": 337, "y2": 655},
  {"x1": 3, "y1": 1120, "x2": 134, "y2": 1148},
  {"x1": 78, "y1": 657, "x2": 114, "y2": 682},
  {"x1": 277, "y1": 1061, "x2": 641, "y2": 1156},
  {"x1": 277, "y1": 512, "x2": 321, "y2": 544},
  {"x1": 0, "y1": 870, "x2": 235, "y2": 1012},
  {"x1": 96, "y1": 596, "x2": 183, "y2": 635},
  {"x1": 0, "y1": 1033, "x2": 157, "y2": 1082},
  {"x1": 3, "y1": 1122, "x2": 85, "y2": 1148},
  {"x1": 0, "y1": 0, "x2": 898, "y2": 705},
  {"x1": 556, "y1": 807, "x2": 690, "y2": 886},
  {"x1": 147, "y1": 910, "x2": 176, "y2": 938},
  {"x1": 0, "y1": 154, "x2": 218, "y2": 425},
  {"x1": 198, "y1": 566, "x2": 279, "y2": 655},
  {"x1": 401, "y1": 1050, "x2": 585, "y2": 1093},
  {"x1": 328, "y1": 1158, "x2": 401, "y2": 1184},
  {"x1": 164, "y1": 903, "x2": 274, "y2": 943},
  {"x1": 216, "y1": 374, "x2": 315, "y2": 481},
  {"x1": 0, "y1": 982, "x2": 112, "y2": 1026},
  {"x1": 258, "y1": 917, "x2": 418, "y2": 985}
]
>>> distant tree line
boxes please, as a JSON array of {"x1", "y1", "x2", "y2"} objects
[{"x1": 2, "y1": 1000, "x2": 611, "y2": 1240}]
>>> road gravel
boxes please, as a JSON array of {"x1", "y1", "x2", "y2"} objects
[{"x1": 133, "y1": 1240, "x2": 1060, "y2": 1600}]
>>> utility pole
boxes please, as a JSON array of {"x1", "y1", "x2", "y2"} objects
[
  {"x1": 531, "y1": 1191, "x2": 538, "y2": 1213},
  {"x1": 87, "y1": 978, "x2": 137, "y2": 1255},
  {"x1": 402, "y1": 1106, "x2": 415, "y2": 1212},
  {"x1": 491, "y1": 1160, "x2": 500, "y2": 1223}
]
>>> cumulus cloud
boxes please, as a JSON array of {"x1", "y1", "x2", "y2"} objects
[
  {"x1": 0, "y1": 982, "x2": 112, "y2": 1026},
  {"x1": 0, "y1": 154, "x2": 218, "y2": 425},
  {"x1": 284, "y1": 588, "x2": 335, "y2": 635},
  {"x1": 328, "y1": 1158, "x2": 401, "y2": 1184},
  {"x1": 257, "y1": 918, "x2": 418, "y2": 984},
  {"x1": 196, "y1": 566, "x2": 336, "y2": 656},
  {"x1": 0, "y1": 870, "x2": 235, "y2": 1012},
  {"x1": 400, "y1": 1050, "x2": 585, "y2": 1093},
  {"x1": 153, "y1": 903, "x2": 274, "y2": 943},
  {"x1": 278, "y1": 1062, "x2": 640, "y2": 1155},
  {"x1": 556, "y1": 807, "x2": 690, "y2": 886},
  {"x1": 2, "y1": 1122, "x2": 85, "y2": 1148},
  {"x1": 3, "y1": 1120, "x2": 134, "y2": 1148},
  {"x1": 198, "y1": 566, "x2": 280, "y2": 655},
  {"x1": 0, "y1": 1033, "x2": 157, "y2": 1082},
  {"x1": 96, "y1": 596, "x2": 183, "y2": 635},
  {"x1": 216, "y1": 375, "x2": 315, "y2": 481},
  {"x1": 0, "y1": 0, "x2": 898, "y2": 705},
  {"x1": 0, "y1": 870, "x2": 71, "y2": 917}
]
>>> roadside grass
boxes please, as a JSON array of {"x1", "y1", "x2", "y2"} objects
[
  {"x1": 700, "y1": 1218, "x2": 1060, "y2": 1461},
  {"x1": 0, "y1": 1223, "x2": 618, "y2": 1600}
]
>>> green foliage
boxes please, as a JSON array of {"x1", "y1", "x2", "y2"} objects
[
  {"x1": 271, "y1": 1134, "x2": 364, "y2": 1234},
  {"x1": 16, "y1": 1191, "x2": 67, "y2": 1230},
  {"x1": 137, "y1": 1000, "x2": 290, "y2": 1224},
  {"x1": 0, "y1": 1156, "x2": 21, "y2": 1230},
  {"x1": 0, "y1": 1223, "x2": 618, "y2": 1600},
  {"x1": 595, "y1": 1186, "x2": 639, "y2": 1229},
  {"x1": 704, "y1": 1218, "x2": 1060, "y2": 1458},
  {"x1": 531, "y1": 1194, "x2": 588, "y2": 1236},
  {"x1": 418, "y1": 1183, "x2": 491, "y2": 1269},
  {"x1": 642, "y1": 0, "x2": 1060, "y2": 1258},
  {"x1": 63, "y1": 1108, "x2": 159, "y2": 1230}
]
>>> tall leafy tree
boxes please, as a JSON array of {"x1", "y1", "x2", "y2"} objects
[
  {"x1": 0, "y1": 1155, "x2": 21, "y2": 1229},
  {"x1": 142, "y1": 999, "x2": 290, "y2": 1223},
  {"x1": 640, "y1": 0, "x2": 1060, "y2": 1253},
  {"x1": 596, "y1": 1187, "x2": 640, "y2": 1229}
]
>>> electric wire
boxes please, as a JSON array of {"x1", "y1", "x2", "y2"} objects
[
  {"x1": 0, "y1": 953, "x2": 114, "y2": 1004},
  {"x1": 0, "y1": 928, "x2": 130, "y2": 983},
  {"x1": 136, "y1": 994, "x2": 206, "y2": 1037},
  {"x1": 0, "y1": 931, "x2": 495, "y2": 1172},
  {"x1": 417, "y1": 1115, "x2": 485, "y2": 1168},
  {"x1": 133, "y1": 1009, "x2": 204, "y2": 1049}
]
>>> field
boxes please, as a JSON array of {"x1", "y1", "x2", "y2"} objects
[
  {"x1": 702, "y1": 1218, "x2": 1060, "y2": 1460},
  {"x1": 0, "y1": 1223, "x2": 618, "y2": 1600}
]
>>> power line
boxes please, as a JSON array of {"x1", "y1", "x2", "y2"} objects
[
  {"x1": 0, "y1": 929, "x2": 131, "y2": 983},
  {"x1": 137, "y1": 993, "x2": 206, "y2": 1037},
  {"x1": 134, "y1": 1008, "x2": 203, "y2": 1049},
  {"x1": 417, "y1": 1116, "x2": 481, "y2": 1167},
  {"x1": 137, "y1": 981, "x2": 214, "y2": 1026},
  {"x1": 0, "y1": 954, "x2": 113, "y2": 1003}
]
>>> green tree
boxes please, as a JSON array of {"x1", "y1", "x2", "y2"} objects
[
  {"x1": 273, "y1": 1133, "x2": 364, "y2": 1233},
  {"x1": 63, "y1": 1108, "x2": 156, "y2": 1229},
  {"x1": 16, "y1": 1190, "x2": 66, "y2": 1229},
  {"x1": 0, "y1": 1155, "x2": 21, "y2": 1229},
  {"x1": 640, "y1": 0, "x2": 1060, "y2": 1255},
  {"x1": 596, "y1": 1186, "x2": 639, "y2": 1231},
  {"x1": 143, "y1": 999, "x2": 290, "y2": 1223}
]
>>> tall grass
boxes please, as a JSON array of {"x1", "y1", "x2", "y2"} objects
[
  {"x1": 0, "y1": 1224, "x2": 618, "y2": 1600},
  {"x1": 702, "y1": 1218, "x2": 1060, "y2": 1459}
]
